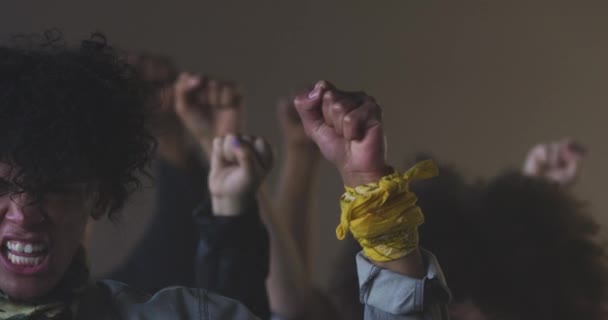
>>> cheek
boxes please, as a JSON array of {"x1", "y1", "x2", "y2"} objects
[{"x1": 43, "y1": 195, "x2": 92, "y2": 235}]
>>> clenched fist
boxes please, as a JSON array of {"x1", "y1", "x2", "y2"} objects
[
  {"x1": 174, "y1": 73, "x2": 243, "y2": 155},
  {"x1": 209, "y1": 134, "x2": 273, "y2": 216},
  {"x1": 522, "y1": 139, "x2": 585, "y2": 186},
  {"x1": 293, "y1": 80, "x2": 391, "y2": 186}
]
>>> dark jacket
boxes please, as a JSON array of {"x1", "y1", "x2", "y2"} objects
[
  {"x1": 193, "y1": 196, "x2": 270, "y2": 319},
  {"x1": 76, "y1": 280, "x2": 260, "y2": 319}
]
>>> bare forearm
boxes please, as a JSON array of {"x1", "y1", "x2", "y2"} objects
[
  {"x1": 276, "y1": 146, "x2": 320, "y2": 272},
  {"x1": 258, "y1": 190, "x2": 310, "y2": 318}
]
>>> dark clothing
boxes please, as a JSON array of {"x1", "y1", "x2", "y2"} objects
[
  {"x1": 109, "y1": 157, "x2": 271, "y2": 319},
  {"x1": 76, "y1": 280, "x2": 260, "y2": 319},
  {"x1": 193, "y1": 197, "x2": 271, "y2": 319},
  {"x1": 110, "y1": 158, "x2": 205, "y2": 291}
]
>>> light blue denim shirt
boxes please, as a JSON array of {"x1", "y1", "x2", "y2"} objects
[{"x1": 357, "y1": 249, "x2": 451, "y2": 320}]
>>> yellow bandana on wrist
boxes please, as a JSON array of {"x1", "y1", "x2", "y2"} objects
[{"x1": 337, "y1": 160, "x2": 438, "y2": 262}]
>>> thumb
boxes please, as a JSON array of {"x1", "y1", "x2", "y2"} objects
[
  {"x1": 293, "y1": 80, "x2": 332, "y2": 137},
  {"x1": 233, "y1": 136, "x2": 269, "y2": 184},
  {"x1": 523, "y1": 144, "x2": 548, "y2": 175},
  {"x1": 232, "y1": 136, "x2": 257, "y2": 174}
]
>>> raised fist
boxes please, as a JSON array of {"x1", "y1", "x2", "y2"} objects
[
  {"x1": 293, "y1": 80, "x2": 391, "y2": 186},
  {"x1": 209, "y1": 134, "x2": 273, "y2": 216},
  {"x1": 522, "y1": 138, "x2": 586, "y2": 186},
  {"x1": 174, "y1": 73, "x2": 243, "y2": 153}
]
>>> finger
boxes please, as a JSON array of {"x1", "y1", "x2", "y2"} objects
[
  {"x1": 277, "y1": 96, "x2": 301, "y2": 125},
  {"x1": 253, "y1": 137, "x2": 274, "y2": 172},
  {"x1": 328, "y1": 94, "x2": 361, "y2": 136},
  {"x1": 233, "y1": 137, "x2": 262, "y2": 175},
  {"x1": 523, "y1": 144, "x2": 548, "y2": 175},
  {"x1": 293, "y1": 80, "x2": 333, "y2": 137},
  {"x1": 174, "y1": 72, "x2": 188, "y2": 94},
  {"x1": 222, "y1": 133, "x2": 238, "y2": 163},
  {"x1": 195, "y1": 76, "x2": 209, "y2": 106},
  {"x1": 219, "y1": 81, "x2": 243, "y2": 109},
  {"x1": 321, "y1": 90, "x2": 337, "y2": 129},
  {"x1": 342, "y1": 98, "x2": 381, "y2": 141},
  {"x1": 210, "y1": 136, "x2": 225, "y2": 173},
  {"x1": 560, "y1": 138, "x2": 586, "y2": 160},
  {"x1": 548, "y1": 142, "x2": 562, "y2": 168},
  {"x1": 175, "y1": 73, "x2": 200, "y2": 95},
  {"x1": 568, "y1": 140, "x2": 587, "y2": 156},
  {"x1": 174, "y1": 73, "x2": 193, "y2": 109},
  {"x1": 175, "y1": 73, "x2": 204, "y2": 116}
]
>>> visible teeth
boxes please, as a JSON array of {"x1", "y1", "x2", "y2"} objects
[
  {"x1": 6, "y1": 241, "x2": 47, "y2": 254},
  {"x1": 7, "y1": 252, "x2": 43, "y2": 266}
]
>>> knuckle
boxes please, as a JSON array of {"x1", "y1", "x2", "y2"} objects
[
  {"x1": 333, "y1": 102, "x2": 346, "y2": 112},
  {"x1": 343, "y1": 114, "x2": 353, "y2": 124},
  {"x1": 317, "y1": 80, "x2": 329, "y2": 89},
  {"x1": 323, "y1": 90, "x2": 336, "y2": 101}
]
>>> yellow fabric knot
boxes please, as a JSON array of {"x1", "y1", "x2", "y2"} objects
[{"x1": 337, "y1": 160, "x2": 438, "y2": 261}]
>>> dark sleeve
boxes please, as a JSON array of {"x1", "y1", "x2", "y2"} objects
[
  {"x1": 193, "y1": 196, "x2": 271, "y2": 319},
  {"x1": 108, "y1": 157, "x2": 206, "y2": 293}
]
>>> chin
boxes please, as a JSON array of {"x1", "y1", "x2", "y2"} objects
[
  {"x1": 0, "y1": 280, "x2": 56, "y2": 301},
  {"x1": 0, "y1": 269, "x2": 63, "y2": 302}
]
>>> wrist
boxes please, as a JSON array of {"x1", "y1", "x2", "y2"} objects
[
  {"x1": 372, "y1": 247, "x2": 425, "y2": 278},
  {"x1": 211, "y1": 194, "x2": 256, "y2": 217},
  {"x1": 340, "y1": 166, "x2": 393, "y2": 187}
]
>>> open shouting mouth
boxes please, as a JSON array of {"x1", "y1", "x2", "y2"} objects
[{"x1": 0, "y1": 238, "x2": 51, "y2": 275}]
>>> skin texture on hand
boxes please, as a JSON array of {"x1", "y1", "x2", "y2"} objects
[
  {"x1": 293, "y1": 80, "x2": 424, "y2": 278},
  {"x1": 278, "y1": 96, "x2": 319, "y2": 149},
  {"x1": 293, "y1": 81, "x2": 391, "y2": 187},
  {"x1": 208, "y1": 134, "x2": 273, "y2": 216}
]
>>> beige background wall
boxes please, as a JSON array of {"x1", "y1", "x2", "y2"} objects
[{"x1": 2, "y1": 0, "x2": 608, "y2": 283}]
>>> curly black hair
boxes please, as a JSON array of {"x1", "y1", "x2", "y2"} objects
[
  {"x1": 472, "y1": 171, "x2": 608, "y2": 320},
  {"x1": 413, "y1": 162, "x2": 485, "y2": 304},
  {"x1": 0, "y1": 30, "x2": 155, "y2": 219},
  {"x1": 411, "y1": 155, "x2": 608, "y2": 319}
]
